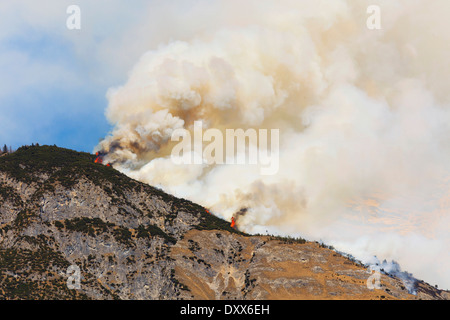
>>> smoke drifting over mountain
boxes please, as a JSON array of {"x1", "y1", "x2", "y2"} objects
[{"x1": 96, "y1": 0, "x2": 450, "y2": 289}]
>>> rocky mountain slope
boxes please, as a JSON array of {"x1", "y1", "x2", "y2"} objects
[{"x1": 0, "y1": 145, "x2": 447, "y2": 300}]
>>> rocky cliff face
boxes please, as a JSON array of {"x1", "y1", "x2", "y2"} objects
[{"x1": 0, "y1": 145, "x2": 447, "y2": 300}]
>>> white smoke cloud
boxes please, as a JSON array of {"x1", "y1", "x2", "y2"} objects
[{"x1": 97, "y1": 0, "x2": 450, "y2": 290}]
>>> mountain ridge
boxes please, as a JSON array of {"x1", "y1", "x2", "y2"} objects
[{"x1": 0, "y1": 145, "x2": 447, "y2": 300}]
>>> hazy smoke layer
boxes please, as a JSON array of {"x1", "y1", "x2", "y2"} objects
[{"x1": 97, "y1": 0, "x2": 450, "y2": 289}]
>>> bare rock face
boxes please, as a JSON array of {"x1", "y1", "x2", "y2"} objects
[
  {"x1": 0, "y1": 145, "x2": 448, "y2": 300},
  {"x1": 171, "y1": 230, "x2": 449, "y2": 300}
]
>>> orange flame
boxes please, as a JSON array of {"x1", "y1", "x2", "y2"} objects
[
  {"x1": 230, "y1": 217, "x2": 236, "y2": 228},
  {"x1": 94, "y1": 152, "x2": 103, "y2": 164}
]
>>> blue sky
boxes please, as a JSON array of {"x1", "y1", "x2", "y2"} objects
[
  {"x1": 0, "y1": 2, "x2": 113, "y2": 152},
  {"x1": 1, "y1": 32, "x2": 111, "y2": 152},
  {"x1": 0, "y1": 0, "x2": 187, "y2": 152}
]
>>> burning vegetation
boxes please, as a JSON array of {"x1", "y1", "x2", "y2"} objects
[
  {"x1": 230, "y1": 208, "x2": 248, "y2": 230},
  {"x1": 94, "y1": 152, "x2": 102, "y2": 164},
  {"x1": 230, "y1": 217, "x2": 236, "y2": 229},
  {"x1": 94, "y1": 151, "x2": 111, "y2": 167}
]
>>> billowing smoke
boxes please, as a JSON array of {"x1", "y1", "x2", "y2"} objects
[
  {"x1": 366, "y1": 257, "x2": 417, "y2": 294},
  {"x1": 96, "y1": 0, "x2": 450, "y2": 290}
]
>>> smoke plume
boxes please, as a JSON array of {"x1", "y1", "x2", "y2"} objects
[{"x1": 96, "y1": 0, "x2": 450, "y2": 290}]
